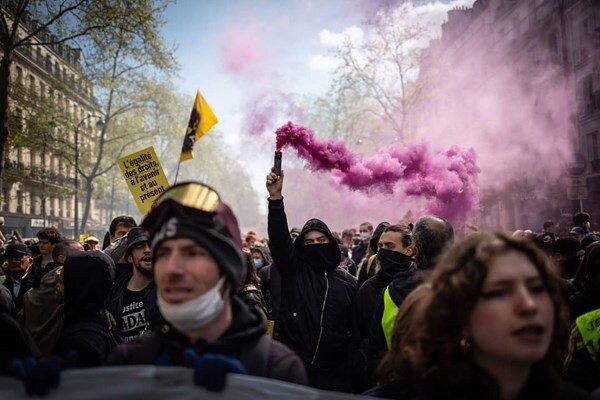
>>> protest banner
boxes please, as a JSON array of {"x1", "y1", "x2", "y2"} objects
[
  {"x1": 118, "y1": 146, "x2": 170, "y2": 214},
  {"x1": 0, "y1": 367, "x2": 372, "y2": 399}
]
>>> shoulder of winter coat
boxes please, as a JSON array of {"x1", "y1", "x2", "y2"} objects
[
  {"x1": 332, "y1": 266, "x2": 358, "y2": 285},
  {"x1": 265, "y1": 338, "x2": 308, "y2": 385},
  {"x1": 558, "y1": 382, "x2": 595, "y2": 400},
  {"x1": 106, "y1": 331, "x2": 161, "y2": 365}
]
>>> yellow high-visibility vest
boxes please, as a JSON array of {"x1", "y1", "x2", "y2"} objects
[
  {"x1": 575, "y1": 308, "x2": 600, "y2": 361},
  {"x1": 382, "y1": 286, "x2": 399, "y2": 349}
]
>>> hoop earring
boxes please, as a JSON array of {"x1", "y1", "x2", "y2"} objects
[{"x1": 460, "y1": 336, "x2": 472, "y2": 352}]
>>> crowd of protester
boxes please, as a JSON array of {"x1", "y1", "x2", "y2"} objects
[{"x1": 0, "y1": 172, "x2": 598, "y2": 399}]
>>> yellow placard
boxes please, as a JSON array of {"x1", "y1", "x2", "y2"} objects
[
  {"x1": 118, "y1": 146, "x2": 170, "y2": 214},
  {"x1": 266, "y1": 320, "x2": 275, "y2": 338},
  {"x1": 576, "y1": 308, "x2": 600, "y2": 361}
]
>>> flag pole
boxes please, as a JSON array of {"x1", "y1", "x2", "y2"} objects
[{"x1": 174, "y1": 159, "x2": 182, "y2": 184}]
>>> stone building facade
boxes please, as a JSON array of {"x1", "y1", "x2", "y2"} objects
[
  {"x1": 417, "y1": 0, "x2": 599, "y2": 231},
  {"x1": 0, "y1": 4, "x2": 125, "y2": 238}
]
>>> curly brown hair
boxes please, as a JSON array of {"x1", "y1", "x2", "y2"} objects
[{"x1": 378, "y1": 232, "x2": 569, "y2": 398}]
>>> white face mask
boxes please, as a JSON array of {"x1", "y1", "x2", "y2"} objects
[
  {"x1": 157, "y1": 277, "x2": 226, "y2": 332},
  {"x1": 360, "y1": 231, "x2": 370, "y2": 240}
]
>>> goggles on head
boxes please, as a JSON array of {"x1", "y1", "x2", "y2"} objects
[{"x1": 153, "y1": 182, "x2": 221, "y2": 213}]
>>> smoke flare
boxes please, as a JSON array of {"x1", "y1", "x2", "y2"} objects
[{"x1": 275, "y1": 121, "x2": 480, "y2": 224}]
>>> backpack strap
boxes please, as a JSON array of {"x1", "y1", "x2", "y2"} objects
[
  {"x1": 239, "y1": 334, "x2": 271, "y2": 377},
  {"x1": 366, "y1": 254, "x2": 377, "y2": 274}
]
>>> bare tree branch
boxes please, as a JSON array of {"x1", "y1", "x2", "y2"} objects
[
  {"x1": 114, "y1": 62, "x2": 148, "y2": 79},
  {"x1": 9, "y1": 0, "x2": 30, "y2": 43},
  {"x1": 109, "y1": 102, "x2": 149, "y2": 120},
  {"x1": 0, "y1": 8, "x2": 10, "y2": 39},
  {"x1": 15, "y1": 0, "x2": 88, "y2": 45},
  {"x1": 96, "y1": 132, "x2": 155, "y2": 176}
]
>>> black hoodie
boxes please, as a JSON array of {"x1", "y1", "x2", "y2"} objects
[
  {"x1": 255, "y1": 246, "x2": 281, "y2": 320},
  {"x1": 366, "y1": 257, "x2": 423, "y2": 385},
  {"x1": 350, "y1": 251, "x2": 417, "y2": 391},
  {"x1": 55, "y1": 251, "x2": 116, "y2": 366},
  {"x1": 107, "y1": 296, "x2": 307, "y2": 385},
  {"x1": 268, "y1": 199, "x2": 357, "y2": 375}
]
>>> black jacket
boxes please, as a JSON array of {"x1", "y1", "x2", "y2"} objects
[
  {"x1": 563, "y1": 280, "x2": 600, "y2": 391},
  {"x1": 0, "y1": 311, "x2": 41, "y2": 374},
  {"x1": 258, "y1": 263, "x2": 282, "y2": 322},
  {"x1": 56, "y1": 252, "x2": 116, "y2": 366},
  {"x1": 366, "y1": 379, "x2": 593, "y2": 400},
  {"x1": 106, "y1": 296, "x2": 307, "y2": 385},
  {"x1": 268, "y1": 199, "x2": 356, "y2": 371},
  {"x1": 352, "y1": 241, "x2": 369, "y2": 266},
  {"x1": 106, "y1": 268, "x2": 157, "y2": 342},
  {"x1": 367, "y1": 262, "x2": 421, "y2": 383},
  {"x1": 350, "y1": 252, "x2": 417, "y2": 391},
  {"x1": 29, "y1": 258, "x2": 59, "y2": 288},
  {"x1": 568, "y1": 280, "x2": 600, "y2": 322},
  {"x1": 3, "y1": 273, "x2": 33, "y2": 314}
]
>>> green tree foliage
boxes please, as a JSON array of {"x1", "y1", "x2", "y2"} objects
[{"x1": 75, "y1": 0, "x2": 176, "y2": 230}]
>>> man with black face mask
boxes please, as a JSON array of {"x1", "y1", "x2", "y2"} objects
[
  {"x1": 366, "y1": 215, "x2": 453, "y2": 383},
  {"x1": 348, "y1": 224, "x2": 416, "y2": 392},
  {"x1": 266, "y1": 170, "x2": 357, "y2": 392},
  {"x1": 107, "y1": 227, "x2": 157, "y2": 343}
]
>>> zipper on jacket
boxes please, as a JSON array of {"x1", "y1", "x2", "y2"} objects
[{"x1": 311, "y1": 270, "x2": 328, "y2": 365}]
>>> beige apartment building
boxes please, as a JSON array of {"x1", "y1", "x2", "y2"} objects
[{"x1": 0, "y1": 5, "x2": 125, "y2": 238}]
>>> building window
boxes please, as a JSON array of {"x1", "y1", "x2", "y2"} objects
[
  {"x1": 16, "y1": 189, "x2": 22, "y2": 213},
  {"x1": 46, "y1": 55, "x2": 51, "y2": 71},
  {"x1": 22, "y1": 148, "x2": 30, "y2": 167},
  {"x1": 2, "y1": 187, "x2": 9, "y2": 212},
  {"x1": 574, "y1": 18, "x2": 591, "y2": 65},
  {"x1": 582, "y1": 75, "x2": 597, "y2": 114},
  {"x1": 36, "y1": 47, "x2": 42, "y2": 63},
  {"x1": 13, "y1": 107, "x2": 23, "y2": 133},
  {"x1": 30, "y1": 196, "x2": 36, "y2": 215},
  {"x1": 589, "y1": 132, "x2": 599, "y2": 161},
  {"x1": 15, "y1": 66, "x2": 23, "y2": 84},
  {"x1": 28, "y1": 74, "x2": 35, "y2": 94}
]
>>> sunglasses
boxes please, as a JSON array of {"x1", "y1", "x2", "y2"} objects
[
  {"x1": 153, "y1": 182, "x2": 221, "y2": 213},
  {"x1": 7, "y1": 254, "x2": 29, "y2": 263}
]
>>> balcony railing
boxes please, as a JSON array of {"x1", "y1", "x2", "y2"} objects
[{"x1": 4, "y1": 161, "x2": 76, "y2": 186}]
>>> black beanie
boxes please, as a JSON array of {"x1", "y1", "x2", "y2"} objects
[{"x1": 141, "y1": 189, "x2": 245, "y2": 289}]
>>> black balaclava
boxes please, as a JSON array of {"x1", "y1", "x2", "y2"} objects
[
  {"x1": 377, "y1": 248, "x2": 414, "y2": 271},
  {"x1": 295, "y1": 218, "x2": 340, "y2": 270}
]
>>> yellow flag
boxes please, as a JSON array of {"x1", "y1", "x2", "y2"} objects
[{"x1": 180, "y1": 90, "x2": 218, "y2": 162}]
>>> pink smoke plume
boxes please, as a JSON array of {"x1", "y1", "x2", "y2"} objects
[
  {"x1": 275, "y1": 121, "x2": 480, "y2": 224},
  {"x1": 220, "y1": 27, "x2": 264, "y2": 76}
]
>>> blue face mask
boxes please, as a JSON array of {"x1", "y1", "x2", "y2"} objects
[{"x1": 253, "y1": 258, "x2": 263, "y2": 269}]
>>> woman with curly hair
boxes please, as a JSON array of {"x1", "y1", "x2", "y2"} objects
[{"x1": 371, "y1": 232, "x2": 590, "y2": 399}]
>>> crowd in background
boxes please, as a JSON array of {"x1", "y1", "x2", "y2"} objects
[{"x1": 0, "y1": 173, "x2": 599, "y2": 400}]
